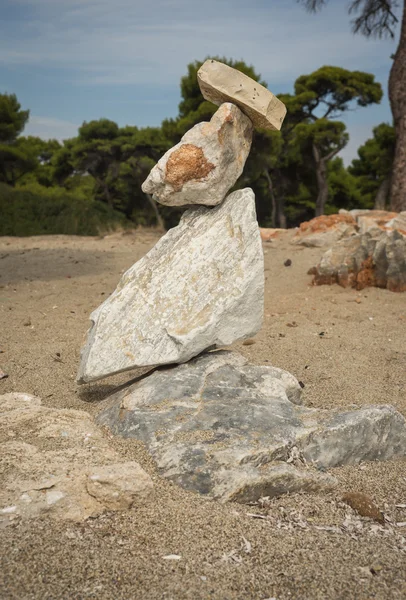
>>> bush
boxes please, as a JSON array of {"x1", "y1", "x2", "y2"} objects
[{"x1": 0, "y1": 183, "x2": 129, "y2": 236}]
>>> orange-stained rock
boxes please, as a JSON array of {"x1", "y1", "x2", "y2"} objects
[
  {"x1": 357, "y1": 211, "x2": 398, "y2": 234},
  {"x1": 299, "y1": 214, "x2": 356, "y2": 234},
  {"x1": 259, "y1": 227, "x2": 285, "y2": 241},
  {"x1": 312, "y1": 228, "x2": 406, "y2": 293},
  {"x1": 294, "y1": 210, "x2": 406, "y2": 250},
  {"x1": 292, "y1": 214, "x2": 357, "y2": 248},
  {"x1": 142, "y1": 103, "x2": 253, "y2": 207},
  {"x1": 165, "y1": 144, "x2": 215, "y2": 192}
]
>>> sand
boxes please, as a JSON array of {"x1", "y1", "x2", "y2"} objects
[{"x1": 0, "y1": 229, "x2": 405, "y2": 600}]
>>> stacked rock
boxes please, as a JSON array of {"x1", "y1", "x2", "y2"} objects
[
  {"x1": 76, "y1": 63, "x2": 406, "y2": 505},
  {"x1": 77, "y1": 60, "x2": 287, "y2": 384}
]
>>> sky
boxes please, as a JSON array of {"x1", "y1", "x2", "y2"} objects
[{"x1": 0, "y1": 0, "x2": 400, "y2": 165}]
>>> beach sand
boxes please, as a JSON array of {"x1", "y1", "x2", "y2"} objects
[{"x1": 0, "y1": 229, "x2": 405, "y2": 600}]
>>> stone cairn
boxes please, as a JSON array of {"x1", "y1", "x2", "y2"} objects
[
  {"x1": 76, "y1": 60, "x2": 287, "y2": 384},
  {"x1": 77, "y1": 61, "x2": 406, "y2": 504}
]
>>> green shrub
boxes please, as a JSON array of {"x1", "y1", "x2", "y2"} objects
[{"x1": 0, "y1": 183, "x2": 128, "y2": 236}]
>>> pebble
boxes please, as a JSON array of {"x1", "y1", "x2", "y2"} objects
[{"x1": 342, "y1": 492, "x2": 384, "y2": 524}]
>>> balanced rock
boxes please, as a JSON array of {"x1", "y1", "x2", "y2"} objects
[
  {"x1": 312, "y1": 227, "x2": 406, "y2": 292},
  {"x1": 197, "y1": 60, "x2": 286, "y2": 131},
  {"x1": 0, "y1": 393, "x2": 153, "y2": 522},
  {"x1": 77, "y1": 188, "x2": 264, "y2": 384},
  {"x1": 142, "y1": 103, "x2": 253, "y2": 206},
  {"x1": 96, "y1": 351, "x2": 406, "y2": 503}
]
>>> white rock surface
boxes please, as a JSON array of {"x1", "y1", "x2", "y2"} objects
[
  {"x1": 142, "y1": 103, "x2": 253, "y2": 207},
  {"x1": 86, "y1": 463, "x2": 153, "y2": 510},
  {"x1": 384, "y1": 211, "x2": 406, "y2": 233},
  {"x1": 0, "y1": 393, "x2": 154, "y2": 522},
  {"x1": 77, "y1": 188, "x2": 264, "y2": 384},
  {"x1": 197, "y1": 60, "x2": 286, "y2": 131}
]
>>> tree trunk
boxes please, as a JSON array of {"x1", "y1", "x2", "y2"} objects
[
  {"x1": 91, "y1": 173, "x2": 113, "y2": 208},
  {"x1": 103, "y1": 183, "x2": 113, "y2": 208},
  {"x1": 388, "y1": 0, "x2": 406, "y2": 212},
  {"x1": 312, "y1": 143, "x2": 329, "y2": 217},
  {"x1": 278, "y1": 198, "x2": 287, "y2": 228},
  {"x1": 264, "y1": 169, "x2": 276, "y2": 227},
  {"x1": 146, "y1": 194, "x2": 165, "y2": 230},
  {"x1": 264, "y1": 169, "x2": 287, "y2": 228},
  {"x1": 374, "y1": 176, "x2": 390, "y2": 209},
  {"x1": 277, "y1": 171, "x2": 288, "y2": 228}
]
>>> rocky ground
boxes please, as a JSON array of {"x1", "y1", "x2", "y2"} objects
[{"x1": 0, "y1": 228, "x2": 405, "y2": 600}]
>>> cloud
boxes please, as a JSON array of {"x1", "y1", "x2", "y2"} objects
[
  {"x1": 24, "y1": 116, "x2": 79, "y2": 141},
  {"x1": 0, "y1": 0, "x2": 398, "y2": 88},
  {"x1": 2, "y1": 0, "x2": 398, "y2": 160}
]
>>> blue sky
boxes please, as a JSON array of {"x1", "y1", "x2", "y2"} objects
[{"x1": 0, "y1": 0, "x2": 399, "y2": 164}]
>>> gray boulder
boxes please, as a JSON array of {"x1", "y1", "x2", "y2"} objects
[
  {"x1": 77, "y1": 188, "x2": 264, "y2": 384},
  {"x1": 96, "y1": 351, "x2": 406, "y2": 503}
]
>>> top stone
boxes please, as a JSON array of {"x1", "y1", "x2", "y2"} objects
[{"x1": 198, "y1": 60, "x2": 287, "y2": 131}]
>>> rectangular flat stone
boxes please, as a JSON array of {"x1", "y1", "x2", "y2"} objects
[{"x1": 197, "y1": 60, "x2": 286, "y2": 131}]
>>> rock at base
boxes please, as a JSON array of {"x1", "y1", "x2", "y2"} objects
[
  {"x1": 0, "y1": 393, "x2": 153, "y2": 522},
  {"x1": 87, "y1": 463, "x2": 153, "y2": 510},
  {"x1": 96, "y1": 351, "x2": 406, "y2": 503},
  {"x1": 77, "y1": 188, "x2": 264, "y2": 384},
  {"x1": 312, "y1": 228, "x2": 406, "y2": 292},
  {"x1": 142, "y1": 103, "x2": 253, "y2": 207},
  {"x1": 197, "y1": 60, "x2": 286, "y2": 132},
  {"x1": 217, "y1": 464, "x2": 337, "y2": 504}
]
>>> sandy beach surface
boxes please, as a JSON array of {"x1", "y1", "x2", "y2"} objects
[{"x1": 0, "y1": 229, "x2": 405, "y2": 600}]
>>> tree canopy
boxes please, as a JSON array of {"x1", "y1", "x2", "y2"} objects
[
  {"x1": 349, "y1": 122, "x2": 395, "y2": 208},
  {"x1": 0, "y1": 93, "x2": 29, "y2": 143},
  {"x1": 288, "y1": 65, "x2": 382, "y2": 215},
  {"x1": 296, "y1": 0, "x2": 406, "y2": 212},
  {"x1": 297, "y1": 0, "x2": 400, "y2": 37},
  {"x1": 0, "y1": 59, "x2": 397, "y2": 236}
]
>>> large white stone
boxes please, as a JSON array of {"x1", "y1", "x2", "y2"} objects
[
  {"x1": 141, "y1": 103, "x2": 253, "y2": 207},
  {"x1": 197, "y1": 60, "x2": 287, "y2": 131},
  {"x1": 77, "y1": 188, "x2": 264, "y2": 384}
]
